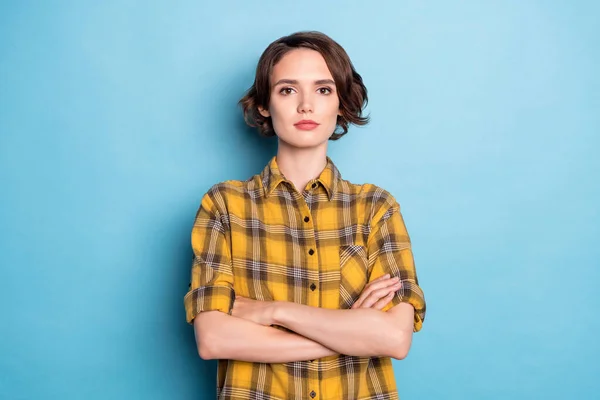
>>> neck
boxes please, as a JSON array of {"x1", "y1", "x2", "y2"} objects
[{"x1": 275, "y1": 141, "x2": 328, "y2": 193}]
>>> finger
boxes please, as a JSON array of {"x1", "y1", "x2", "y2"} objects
[
  {"x1": 353, "y1": 278, "x2": 394, "y2": 309},
  {"x1": 358, "y1": 277, "x2": 400, "y2": 304},
  {"x1": 360, "y1": 286, "x2": 397, "y2": 308},
  {"x1": 363, "y1": 274, "x2": 391, "y2": 290},
  {"x1": 352, "y1": 289, "x2": 369, "y2": 309},
  {"x1": 360, "y1": 288, "x2": 390, "y2": 309},
  {"x1": 353, "y1": 277, "x2": 398, "y2": 309},
  {"x1": 352, "y1": 291, "x2": 371, "y2": 309},
  {"x1": 360, "y1": 281, "x2": 402, "y2": 308},
  {"x1": 369, "y1": 274, "x2": 390, "y2": 285},
  {"x1": 372, "y1": 292, "x2": 395, "y2": 310},
  {"x1": 366, "y1": 276, "x2": 399, "y2": 291}
]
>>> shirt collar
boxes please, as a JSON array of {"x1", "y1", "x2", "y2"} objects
[{"x1": 260, "y1": 155, "x2": 341, "y2": 201}]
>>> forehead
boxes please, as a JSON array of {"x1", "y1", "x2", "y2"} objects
[{"x1": 271, "y1": 48, "x2": 334, "y2": 82}]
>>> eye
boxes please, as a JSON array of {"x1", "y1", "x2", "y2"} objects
[
  {"x1": 318, "y1": 87, "x2": 332, "y2": 95},
  {"x1": 279, "y1": 87, "x2": 296, "y2": 95}
]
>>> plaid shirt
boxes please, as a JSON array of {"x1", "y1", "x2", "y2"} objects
[{"x1": 184, "y1": 155, "x2": 426, "y2": 400}]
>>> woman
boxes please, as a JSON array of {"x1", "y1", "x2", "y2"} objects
[{"x1": 184, "y1": 31, "x2": 426, "y2": 400}]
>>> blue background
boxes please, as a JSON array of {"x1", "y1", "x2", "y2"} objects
[{"x1": 1, "y1": 1, "x2": 598, "y2": 399}]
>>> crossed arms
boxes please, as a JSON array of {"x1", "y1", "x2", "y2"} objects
[
  {"x1": 193, "y1": 276, "x2": 415, "y2": 363},
  {"x1": 186, "y1": 191, "x2": 426, "y2": 364}
]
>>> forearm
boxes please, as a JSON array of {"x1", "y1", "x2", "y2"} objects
[
  {"x1": 195, "y1": 311, "x2": 337, "y2": 363},
  {"x1": 272, "y1": 303, "x2": 406, "y2": 359}
]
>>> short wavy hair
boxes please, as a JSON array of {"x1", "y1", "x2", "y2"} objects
[{"x1": 239, "y1": 31, "x2": 369, "y2": 140}]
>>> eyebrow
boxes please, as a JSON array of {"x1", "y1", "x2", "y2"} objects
[{"x1": 273, "y1": 79, "x2": 336, "y2": 86}]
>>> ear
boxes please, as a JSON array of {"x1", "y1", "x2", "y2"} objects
[
  {"x1": 258, "y1": 106, "x2": 271, "y2": 118},
  {"x1": 337, "y1": 109, "x2": 342, "y2": 117}
]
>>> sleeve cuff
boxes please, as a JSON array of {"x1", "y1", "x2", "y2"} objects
[
  {"x1": 184, "y1": 285, "x2": 235, "y2": 324},
  {"x1": 382, "y1": 280, "x2": 426, "y2": 332}
]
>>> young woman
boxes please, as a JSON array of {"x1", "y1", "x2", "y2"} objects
[{"x1": 184, "y1": 31, "x2": 426, "y2": 400}]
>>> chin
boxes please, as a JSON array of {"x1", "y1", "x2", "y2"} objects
[
  {"x1": 282, "y1": 131, "x2": 332, "y2": 146},
  {"x1": 283, "y1": 136, "x2": 329, "y2": 148},
  {"x1": 287, "y1": 141, "x2": 323, "y2": 149}
]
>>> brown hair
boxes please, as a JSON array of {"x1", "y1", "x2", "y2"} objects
[{"x1": 239, "y1": 31, "x2": 369, "y2": 140}]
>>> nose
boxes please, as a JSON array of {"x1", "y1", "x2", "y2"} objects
[{"x1": 297, "y1": 93, "x2": 313, "y2": 114}]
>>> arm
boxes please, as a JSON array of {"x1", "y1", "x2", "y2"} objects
[
  {"x1": 184, "y1": 187, "x2": 336, "y2": 363},
  {"x1": 194, "y1": 311, "x2": 336, "y2": 362},
  {"x1": 242, "y1": 197, "x2": 426, "y2": 360},
  {"x1": 195, "y1": 275, "x2": 401, "y2": 362},
  {"x1": 223, "y1": 273, "x2": 405, "y2": 361},
  {"x1": 271, "y1": 301, "x2": 414, "y2": 360}
]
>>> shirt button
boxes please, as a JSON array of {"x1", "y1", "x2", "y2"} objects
[
  {"x1": 310, "y1": 283, "x2": 316, "y2": 291},
  {"x1": 308, "y1": 249, "x2": 314, "y2": 255},
  {"x1": 311, "y1": 183, "x2": 317, "y2": 189},
  {"x1": 310, "y1": 390, "x2": 317, "y2": 398},
  {"x1": 304, "y1": 216, "x2": 310, "y2": 222}
]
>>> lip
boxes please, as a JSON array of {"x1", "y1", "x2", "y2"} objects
[{"x1": 294, "y1": 119, "x2": 320, "y2": 131}]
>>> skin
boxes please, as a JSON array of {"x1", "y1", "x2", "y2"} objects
[
  {"x1": 258, "y1": 47, "x2": 341, "y2": 193},
  {"x1": 194, "y1": 48, "x2": 415, "y2": 362}
]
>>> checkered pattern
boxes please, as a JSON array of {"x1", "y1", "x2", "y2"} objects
[{"x1": 184, "y1": 155, "x2": 426, "y2": 400}]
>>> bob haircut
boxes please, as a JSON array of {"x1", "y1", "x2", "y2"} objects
[{"x1": 239, "y1": 31, "x2": 369, "y2": 140}]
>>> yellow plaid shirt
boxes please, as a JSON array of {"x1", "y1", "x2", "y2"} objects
[{"x1": 184, "y1": 155, "x2": 426, "y2": 400}]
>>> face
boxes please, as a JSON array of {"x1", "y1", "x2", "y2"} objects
[{"x1": 259, "y1": 48, "x2": 341, "y2": 149}]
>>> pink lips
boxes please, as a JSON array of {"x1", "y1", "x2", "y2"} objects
[{"x1": 294, "y1": 119, "x2": 320, "y2": 131}]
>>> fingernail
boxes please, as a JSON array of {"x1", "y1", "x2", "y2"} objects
[{"x1": 384, "y1": 274, "x2": 390, "y2": 278}]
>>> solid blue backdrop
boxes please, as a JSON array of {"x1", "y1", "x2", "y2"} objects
[{"x1": 1, "y1": 1, "x2": 598, "y2": 399}]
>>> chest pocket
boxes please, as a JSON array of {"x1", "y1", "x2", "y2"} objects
[{"x1": 339, "y1": 244, "x2": 369, "y2": 309}]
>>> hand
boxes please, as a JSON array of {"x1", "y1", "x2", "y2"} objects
[
  {"x1": 232, "y1": 295, "x2": 276, "y2": 326},
  {"x1": 351, "y1": 274, "x2": 402, "y2": 310}
]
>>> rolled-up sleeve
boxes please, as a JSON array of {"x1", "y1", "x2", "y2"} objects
[
  {"x1": 367, "y1": 198, "x2": 426, "y2": 332},
  {"x1": 183, "y1": 190, "x2": 234, "y2": 324}
]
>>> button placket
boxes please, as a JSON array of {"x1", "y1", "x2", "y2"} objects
[
  {"x1": 296, "y1": 194, "x2": 319, "y2": 400},
  {"x1": 296, "y1": 195, "x2": 319, "y2": 311}
]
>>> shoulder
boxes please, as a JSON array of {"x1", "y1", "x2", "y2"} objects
[
  {"x1": 199, "y1": 176, "x2": 259, "y2": 212},
  {"x1": 204, "y1": 179, "x2": 247, "y2": 198},
  {"x1": 341, "y1": 179, "x2": 400, "y2": 212},
  {"x1": 338, "y1": 179, "x2": 403, "y2": 232}
]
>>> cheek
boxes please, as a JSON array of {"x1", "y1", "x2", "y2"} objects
[
  {"x1": 269, "y1": 107, "x2": 288, "y2": 128},
  {"x1": 321, "y1": 98, "x2": 341, "y2": 122},
  {"x1": 321, "y1": 96, "x2": 340, "y2": 114},
  {"x1": 268, "y1": 107, "x2": 291, "y2": 136},
  {"x1": 268, "y1": 98, "x2": 291, "y2": 119}
]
